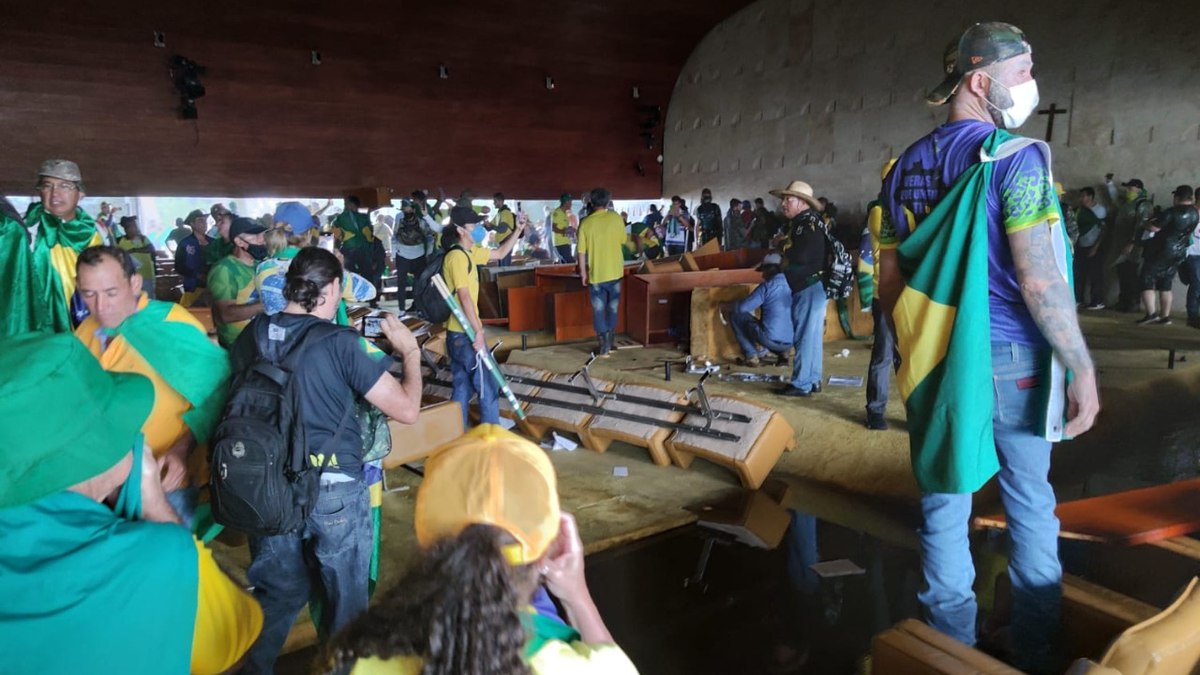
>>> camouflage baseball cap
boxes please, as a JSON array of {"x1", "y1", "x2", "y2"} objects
[
  {"x1": 927, "y1": 22, "x2": 1032, "y2": 105},
  {"x1": 37, "y1": 159, "x2": 84, "y2": 189}
]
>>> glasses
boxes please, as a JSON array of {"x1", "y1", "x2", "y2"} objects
[{"x1": 37, "y1": 181, "x2": 78, "y2": 193}]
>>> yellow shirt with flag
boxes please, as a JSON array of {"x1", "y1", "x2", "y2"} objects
[
  {"x1": 74, "y1": 295, "x2": 197, "y2": 458},
  {"x1": 118, "y1": 236, "x2": 157, "y2": 280},
  {"x1": 576, "y1": 209, "x2": 626, "y2": 286},
  {"x1": 208, "y1": 256, "x2": 260, "y2": 347},
  {"x1": 442, "y1": 245, "x2": 492, "y2": 334}
]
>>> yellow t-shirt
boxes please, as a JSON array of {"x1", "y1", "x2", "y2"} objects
[
  {"x1": 576, "y1": 210, "x2": 627, "y2": 286},
  {"x1": 191, "y1": 539, "x2": 264, "y2": 675},
  {"x1": 442, "y1": 245, "x2": 492, "y2": 334},
  {"x1": 74, "y1": 296, "x2": 198, "y2": 457},
  {"x1": 551, "y1": 208, "x2": 573, "y2": 247},
  {"x1": 118, "y1": 236, "x2": 156, "y2": 280},
  {"x1": 492, "y1": 207, "x2": 516, "y2": 245},
  {"x1": 350, "y1": 640, "x2": 639, "y2": 675}
]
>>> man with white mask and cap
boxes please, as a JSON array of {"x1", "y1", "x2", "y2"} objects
[{"x1": 876, "y1": 22, "x2": 1099, "y2": 673}]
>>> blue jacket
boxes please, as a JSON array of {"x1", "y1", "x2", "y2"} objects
[{"x1": 736, "y1": 273, "x2": 793, "y2": 345}]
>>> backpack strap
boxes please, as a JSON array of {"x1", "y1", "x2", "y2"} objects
[
  {"x1": 263, "y1": 317, "x2": 359, "y2": 477},
  {"x1": 446, "y1": 244, "x2": 474, "y2": 272}
]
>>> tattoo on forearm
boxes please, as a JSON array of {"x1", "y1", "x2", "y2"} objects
[{"x1": 1012, "y1": 223, "x2": 1094, "y2": 372}]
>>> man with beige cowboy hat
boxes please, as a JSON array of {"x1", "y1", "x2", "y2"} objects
[{"x1": 770, "y1": 180, "x2": 828, "y2": 397}]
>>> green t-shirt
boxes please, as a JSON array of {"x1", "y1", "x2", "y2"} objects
[
  {"x1": 576, "y1": 210, "x2": 627, "y2": 285},
  {"x1": 207, "y1": 256, "x2": 259, "y2": 346},
  {"x1": 203, "y1": 237, "x2": 234, "y2": 266}
]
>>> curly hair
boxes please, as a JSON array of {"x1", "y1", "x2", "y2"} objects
[
  {"x1": 319, "y1": 524, "x2": 536, "y2": 675},
  {"x1": 283, "y1": 247, "x2": 342, "y2": 312}
]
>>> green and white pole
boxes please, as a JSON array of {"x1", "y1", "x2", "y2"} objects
[{"x1": 431, "y1": 274, "x2": 526, "y2": 420}]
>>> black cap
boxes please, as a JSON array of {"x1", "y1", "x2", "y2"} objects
[
  {"x1": 229, "y1": 216, "x2": 267, "y2": 240},
  {"x1": 1121, "y1": 178, "x2": 1145, "y2": 190}
]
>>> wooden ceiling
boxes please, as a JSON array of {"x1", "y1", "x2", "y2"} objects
[{"x1": 0, "y1": 1, "x2": 750, "y2": 199}]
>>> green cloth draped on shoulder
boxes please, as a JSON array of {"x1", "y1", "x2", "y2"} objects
[
  {"x1": 0, "y1": 491, "x2": 199, "y2": 674},
  {"x1": 0, "y1": 209, "x2": 37, "y2": 337},
  {"x1": 116, "y1": 299, "x2": 232, "y2": 444},
  {"x1": 894, "y1": 129, "x2": 1070, "y2": 494},
  {"x1": 23, "y1": 203, "x2": 101, "y2": 333}
]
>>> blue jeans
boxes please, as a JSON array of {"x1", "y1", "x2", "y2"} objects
[
  {"x1": 730, "y1": 310, "x2": 791, "y2": 359},
  {"x1": 448, "y1": 330, "x2": 499, "y2": 428},
  {"x1": 866, "y1": 302, "x2": 898, "y2": 415},
  {"x1": 555, "y1": 244, "x2": 575, "y2": 264},
  {"x1": 589, "y1": 280, "x2": 621, "y2": 335},
  {"x1": 243, "y1": 479, "x2": 373, "y2": 674},
  {"x1": 789, "y1": 283, "x2": 827, "y2": 391},
  {"x1": 918, "y1": 342, "x2": 1060, "y2": 672}
]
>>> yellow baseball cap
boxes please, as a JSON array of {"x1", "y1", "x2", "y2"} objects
[{"x1": 415, "y1": 424, "x2": 561, "y2": 566}]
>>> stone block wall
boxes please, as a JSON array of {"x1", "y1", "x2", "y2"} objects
[{"x1": 663, "y1": 0, "x2": 1200, "y2": 222}]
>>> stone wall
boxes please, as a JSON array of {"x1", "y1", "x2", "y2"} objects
[{"x1": 663, "y1": 0, "x2": 1200, "y2": 221}]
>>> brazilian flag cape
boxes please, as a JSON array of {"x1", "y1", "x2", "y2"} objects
[
  {"x1": 0, "y1": 445, "x2": 198, "y2": 673},
  {"x1": 894, "y1": 130, "x2": 1071, "y2": 494},
  {"x1": 112, "y1": 299, "x2": 232, "y2": 444},
  {"x1": 23, "y1": 204, "x2": 101, "y2": 334},
  {"x1": 0, "y1": 209, "x2": 37, "y2": 337}
]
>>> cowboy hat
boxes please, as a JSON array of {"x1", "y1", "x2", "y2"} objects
[{"x1": 769, "y1": 180, "x2": 822, "y2": 211}]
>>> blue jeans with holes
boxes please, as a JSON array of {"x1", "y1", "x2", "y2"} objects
[
  {"x1": 243, "y1": 478, "x2": 373, "y2": 674},
  {"x1": 789, "y1": 282, "x2": 827, "y2": 391},
  {"x1": 730, "y1": 310, "x2": 792, "y2": 359},
  {"x1": 918, "y1": 342, "x2": 1060, "y2": 672},
  {"x1": 448, "y1": 330, "x2": 499, "y2": 428},
  {"x1": 589, "y1": 280, "x2": 621, "y2": 335}
]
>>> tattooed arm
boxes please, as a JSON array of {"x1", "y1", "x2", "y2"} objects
[{"x1": 1009, "y1": 221, "x2": 1100, "y2": 436}]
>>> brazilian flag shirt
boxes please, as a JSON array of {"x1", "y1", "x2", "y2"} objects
[
  {"x1": 880, "y1": 119, "x2": 1059, "y2": 347},
  {"x1": 207, "y1": 256, "x2": 260, "y2": 347}
]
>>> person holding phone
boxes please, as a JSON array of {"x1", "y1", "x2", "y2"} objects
[{"x1": 321, "y1": 424, "x2": 638, "y2": 675}]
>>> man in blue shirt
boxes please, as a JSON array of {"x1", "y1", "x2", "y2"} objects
[
  {"x1": 878, "y1": 23, "x2": 1098, "y2": 672},
  {"x1": 730, "y1": 253, "x2": 794, "y2": 367}
]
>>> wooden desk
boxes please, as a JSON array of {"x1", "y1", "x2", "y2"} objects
[
  {"x1": 973, "y1": 478, "x2": 1200, "y2": 546},
  {"x1": 626, "y1": 268, "x2": 763, "y2": 345}
]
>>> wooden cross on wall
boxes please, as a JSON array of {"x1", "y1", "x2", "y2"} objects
[{"x1": 1038, "y1": 103, "x2": 1068, "y2": 142}]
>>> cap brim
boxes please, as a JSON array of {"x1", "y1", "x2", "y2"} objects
[
  {"x1": 1, "y1": 371, "x2": 154, "y2": 508},
  {"x1": 926, "y1": 72, "x2": 962, "y2": 105}
]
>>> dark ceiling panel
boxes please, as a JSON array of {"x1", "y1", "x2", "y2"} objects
[{"x1": 0, "y1": 0, "x2": 749, "y2": 198}]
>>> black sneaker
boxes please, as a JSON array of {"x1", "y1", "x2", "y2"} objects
[
  {"x1": 1135, "y1": 314, "x2": 1158, "y2": 325},
  {"x1": 775, "y1": 385, "x2": 811, "y2": 398},
  {"x1": 866, "y1": 412, "x2": 888, "y2": 430},
  {"x1": 1156, "y1": 316, "x2": 1173, "y2": 326},
  {"x1": 811, "y1": 381, "x2": 822, "y2": 394},
  {"x1": 1188, "y1": 317, "x2": 1200, "y2": 329}
]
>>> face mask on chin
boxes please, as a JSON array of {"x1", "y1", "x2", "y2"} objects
[{"x1": 984, "y1": 74, "x2": 1039, "y2": 129}]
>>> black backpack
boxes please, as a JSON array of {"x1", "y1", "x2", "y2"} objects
[
  {"x1": 820, "y1": 226, "x2": 855, "y2": 300},
  {"x1": 412, "y1": 245, "x2": 470, "y2": 322},
  {"x1": 209, "y1": 318, "x2": 354, "y2": 537},
  {"x1": 396, "y1": 215, "x2": 426, "y2": 247}
]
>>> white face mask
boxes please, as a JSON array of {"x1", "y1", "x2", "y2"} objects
[{"x1": 984, "y1": 75, "x2": 1040, "y2": 129}]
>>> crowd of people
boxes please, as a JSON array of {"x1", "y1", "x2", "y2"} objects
[
  {"x1": 2, "y1": 14, "x2": 1197, "y2": 674},
  {"x1": 0, "y1": 166, "x2": 637, "y2": 672}
]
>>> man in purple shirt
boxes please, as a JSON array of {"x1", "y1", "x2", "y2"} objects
[{"x1": 878, "y1": 23, "x2": 1099, "y2": 672}]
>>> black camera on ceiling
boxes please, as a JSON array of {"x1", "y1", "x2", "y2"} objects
[{"x1": 169, "y1": 55, "x2": 206, "y2": 119}]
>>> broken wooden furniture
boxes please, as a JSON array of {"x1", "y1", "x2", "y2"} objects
[
  {"x1": 973, "y1": 478, "x2": 1200, "y2": 547},
  {"x1": 872, "y1": 575, "x2": 1169, "y2": 675},
  {"x1": 382, "y1": 401, "x2": 465, "y2": 489},
  {"x1": 665, "y1": 392, "x2": 796, "y2": 490}
]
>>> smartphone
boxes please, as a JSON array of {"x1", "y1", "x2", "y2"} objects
[
  {"x1": 319, "y1": 233, "x2": 335, "y2": 252},
  {"x1": 362, "y1": 316, "x2": 384, "y2": 338}
]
